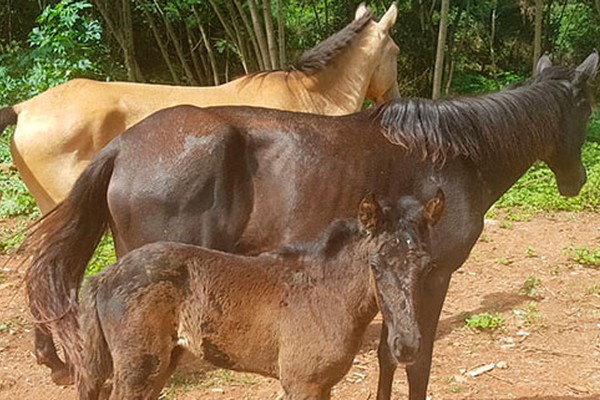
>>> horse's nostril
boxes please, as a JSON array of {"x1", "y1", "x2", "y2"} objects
[{"x1": 392, "y1": 335, "x2": 421, "y2": 364}]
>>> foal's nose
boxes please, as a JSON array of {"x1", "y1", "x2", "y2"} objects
[{"x1": 392, "y1": 334, "x2": 421, "y2": 365}]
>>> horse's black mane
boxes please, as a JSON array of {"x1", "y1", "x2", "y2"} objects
[
  {"x1": 273, "y1": 219, "x2": 363, "y2": 260},
  {"x1": 372, "y1": 66, "x2": 585, "y2": 165}
]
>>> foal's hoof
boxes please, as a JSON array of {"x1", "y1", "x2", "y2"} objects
[{"x1": 51, "y1": 368, "x2": 74, "y2": 386}]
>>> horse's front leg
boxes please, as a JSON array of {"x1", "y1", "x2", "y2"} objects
[
  {"x1": 375, "y1": 323, "x2": 398, "y2": 400},
  {"x1": 34, "y1": 327, "x2": 73, "y2": 385},
  {"x1": 405, "y1": 269, "x2": 452, "y2": 400}
]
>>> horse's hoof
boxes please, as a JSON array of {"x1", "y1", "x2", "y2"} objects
[{"x1": 51, "y1": 368, "x2": 74, "y2": 386}]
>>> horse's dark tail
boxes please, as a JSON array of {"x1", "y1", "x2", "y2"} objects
[
  {"x1": 77, "y1": 277, "x2": 113, "y2": 399},
  {"x1": 0, "y1": 106, "x2": 17, "y2": 134},
  {"x1": 25, "y1": 143, "x2": 118, "y2": 372}
]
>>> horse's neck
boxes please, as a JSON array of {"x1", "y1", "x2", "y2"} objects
[
  {"x1": 294, "y1": 26, "x2": 380, "y2": 114},
  {"x1": 476, "y1": 136, "x2": 550, "y2": 211},
  {"x1": 307, "y1": 243, "x2": 379, "y2": 323}
]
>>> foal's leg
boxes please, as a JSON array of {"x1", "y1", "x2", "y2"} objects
[
  {"x1": 405, "y1": 270, "x2": 451, "y2": 400},
  {"x1": 375, "y1": 324, "x2": 397, "y2": 400},
  {"x1": 34, "y1": 328, "x2": 72, "y2": 385}
]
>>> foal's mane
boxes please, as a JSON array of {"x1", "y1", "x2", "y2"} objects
[
  {"x1": 373, "y1": 68, "x2": 579, "y2": 165},
  {"x1": 272, "y1": 219, "x2": 363, "y2": 260}
]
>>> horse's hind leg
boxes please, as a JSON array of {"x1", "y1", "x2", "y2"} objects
[
  {"x1": 34, "y1": 328, "x2": 73, "y2": 385},
  {"x1": 109, "y1": 345, "x2": 180, "y2": 400}
]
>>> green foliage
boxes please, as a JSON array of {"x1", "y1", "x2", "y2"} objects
[
  {"x1": 451, "y1": 71, "x2": 524, "y2": 95},
  {"x1": 0, "y1": 131, "x2": 38, "y2": 218},
  {"x1": 85, "y1": 234, "x2": 116, "y2": 276},
  {"x1": 520, "y1": 276, "x2": 541, "y2": 298},
  {"x1": 0, "y1": 220, "x2": 28, "y2": 254},
  {"x1": 566, "y1": 245, "x2": 600, "y2": 267},
  {"x1": 464, "y1": 312, "x2": 505, "y2": 331},
  {"x1": 0, "y1": 0, "x2": 112, "y2": 106},
  {"x1": 494, "y1": 141, "x2": 600, "y2": 213}
]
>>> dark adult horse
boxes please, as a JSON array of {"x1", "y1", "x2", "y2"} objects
[{"x1": 26, "y1": 54, "x2": 598, "y2": 400}]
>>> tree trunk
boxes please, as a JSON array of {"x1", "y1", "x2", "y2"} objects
[
  {"x1": 533, "y1": 0, "x2": 543, "y2": 75},
  {"x1": 432, "y1": 0, "x2": 449, "y2": 99},
  {"x1": 155, "y1": 3, "x2": 198, "y2": 85},
  {"x1": 120, "y1": 0, "x2": 144, "y2": 81},
  {"x1": 276, "y1": 0, "x2": 286, "y2": 68},
  {"x1": 207, "y1": 0, "x2": 249, "y2": 73},
  {"x1": 230, "y1": 0, "x2": 264, "y2": 71},
  {"x1": 262, "y1": 0, "x2": 279, "y2": 69},
  {"x1": 92, "y1": 0, "x2": 144, "y2": 81},
  {"x1": 199, "y1": 23, "x2": 221, "y2": 85},
  {"x1": 139, "y1": 4, "x2": 180, "y2": 84},
  {"x1": 490, "y1": 0, "x2": 498, "y2": 76},
  {"x1": 248, "y1": 0, "x2": 272, "y2": 69}
]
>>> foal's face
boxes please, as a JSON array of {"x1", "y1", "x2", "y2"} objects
[
  {"x1": 536, "y1": 53, "x2": 598, "y2": 196},
  {"x1": 359, "y1": 190, "x2": 444, "y2": 365}
]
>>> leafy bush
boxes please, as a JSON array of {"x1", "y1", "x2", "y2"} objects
[{"x1": 0, "y1": 0, "x2": 113, "y2": 106}]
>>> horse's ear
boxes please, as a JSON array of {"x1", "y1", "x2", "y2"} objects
[
  {"x1": 378, "y1": 2, "x2": 398, "y2": 31},
  {"x1": 576, "y1": 52, "x2": 599, "y2": 82},
  {"x1": 422, "y1": 188, "x2": 445, "y2": 227},
  {"x1": 358, "y1": 192, "x2": 382, "y2": 234},
  {"x1": 355, "y1": 3, "x2": 370, "y2": 20},
  {"x1": 535, "y1": 54, "x2": 552, "y2": 76}
]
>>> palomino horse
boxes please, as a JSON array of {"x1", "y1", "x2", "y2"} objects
[
  {"x1": 26, "y1": 53, "x2": 598, "y2": 399},
  {"x1": 73, "y1": 192, "x2": 444, "y2": 400},
  {"x1": 0, "y1": 3, "x2": 399, "y2": 214}
]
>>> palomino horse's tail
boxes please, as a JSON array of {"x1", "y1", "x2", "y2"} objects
[
  {"x1": 77, "y1": 277, "x2": 112, "y2": 399},
  {"x1": 25, "y1": 144, "x2": 118, "y2": 372},
  {"x1": 0, "y1": 107, "x2": 17, "y2": 134}
]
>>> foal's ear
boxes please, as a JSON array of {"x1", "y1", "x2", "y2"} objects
[
  {"x1": 355, "y1": 3, "x2": 370, "y2": 20},
  {"x1": 358, "y1": 192, "x2": 382, "y2": 234},
  {"x1": 535, "y1": 54, "x2": 552, "y2": 76},
  {"x1": 378, "y1": 2, "x2": 398, "y2": 31},
  {"x1": 422, "y1": 188, "x2": 445, "y2": 227},
  {"x1": 576, "y1": 52, "x2": 599, "y2": 82}
]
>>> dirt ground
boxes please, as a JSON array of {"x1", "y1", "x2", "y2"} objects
[{"x1": 1, "y1": 211, "x2": 599, "y2": 400}]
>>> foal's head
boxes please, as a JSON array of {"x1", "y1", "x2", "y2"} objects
[
  {"x1": 358, "y1": 189, "x2": 445, "y2": 365},
  {"x1": 532, "y1": 53, "x2": 598, "y2": 196}
]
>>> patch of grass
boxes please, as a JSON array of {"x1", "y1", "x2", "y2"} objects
[
  {"x1": 0, "y1": 131, "x2": 38, "y2": 218},
  {"x1": 200, "y1": 370, "x2": 256, "y2": 388},
  {"x1": 566, "y1": 245, "x2": 600, "y2": 267},
  {"x1": 446, "y1": 384, "x2": 465, "y2": 394},
  {"x1": 520, "y1": 276, "x2": 542, "y2": 298},
  {"x1": 499, "y1": 220, "x2": 513, "y2": 229},
  {"x1": 0, "y1": 270, "x2": 4, "y2": 284},
  {"x1": 523, "y1": 301, "x2": 544, "y2": 327},
  {"x1": 525, "y1": 246, "x2": 537, "y2": 258},
  {"x1": 0, "y1": 219, "x2": 28, "y2": 254},
  {"x1": 162, "y1": 372, "x2": 204, "y2": 399},
  {"x1": 85, "y1": 234, "x2": 116, "y2": 276},
  {"x1": 496, "y1": 257, "x2": 511, "y2": 266},
  {"x1": 464, "y1": 312, "x2": 505, "y2": 331},
  {"x1": 495, "y1": 141, "x2": 600, "y2": 213},
  {"x1": 584, "y1": 283, "x2": 600, "y2": 296}
]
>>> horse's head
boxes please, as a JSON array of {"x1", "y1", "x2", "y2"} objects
[
  {"x1": 535, "y1": 53, "x2": 598, "y2": 196},
  {"x1": 358, "y1": 189, "x2": 444, "y2": 365},
  {"x1": 358, "y1": 3, "x2": 400, "y2": 104}
]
